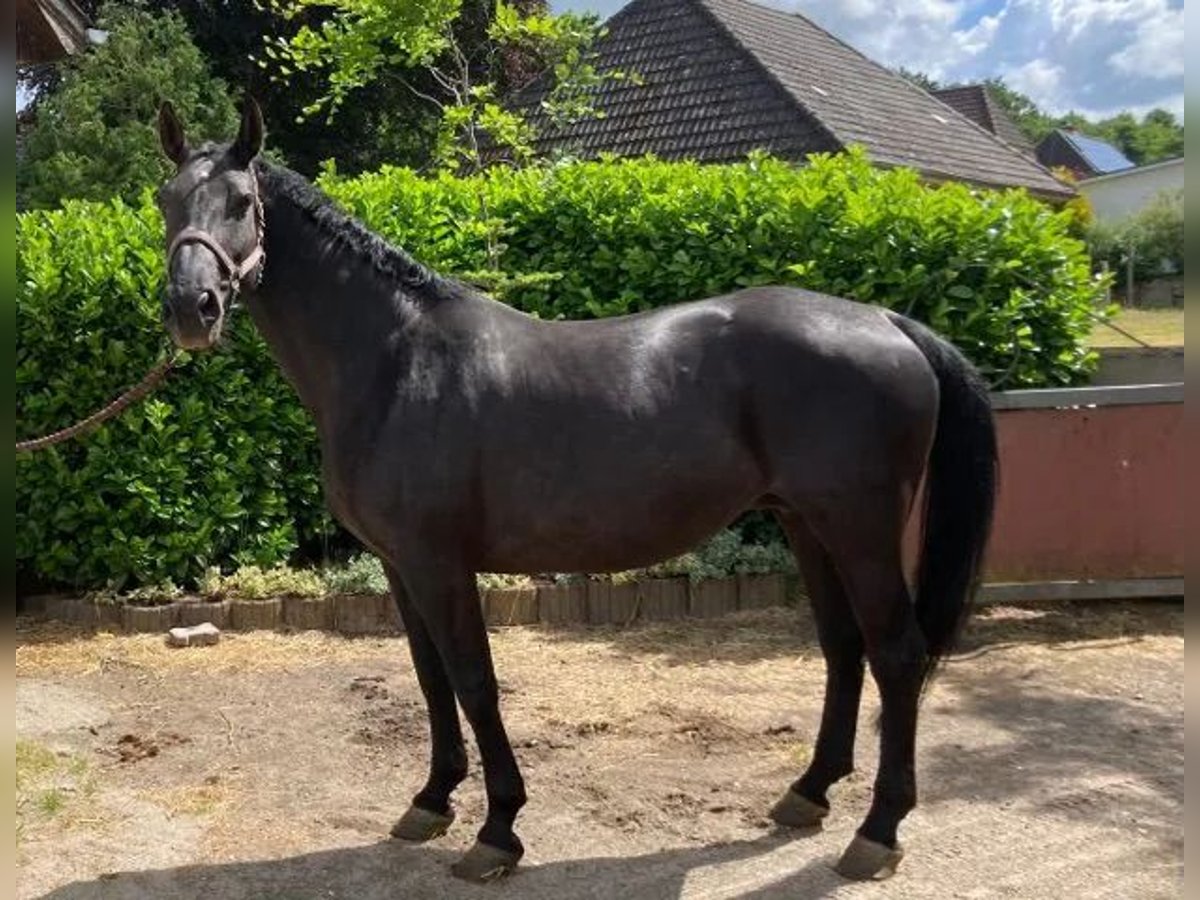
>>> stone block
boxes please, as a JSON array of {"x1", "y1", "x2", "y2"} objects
[{"x1": 167, "y1": 622, "x2": 221, "y2": 647}]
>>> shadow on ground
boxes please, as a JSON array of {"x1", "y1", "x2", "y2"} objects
[
  {"x1": 923, "y1": 669, "x2": 1182, "y2": 838},
  {"x1": 35, "y1": 831, "x2": 855, "y2": 900}
]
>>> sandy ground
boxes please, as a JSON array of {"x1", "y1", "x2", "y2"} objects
[{"x1": 15, "y1": 600, "x2": 1183, "y2": 900}]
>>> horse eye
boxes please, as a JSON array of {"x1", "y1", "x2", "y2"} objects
[{"x1": 228, "y1": 194, "x2": 253, "y2": 218}]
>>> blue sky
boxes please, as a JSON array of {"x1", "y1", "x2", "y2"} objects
[
  {"x1": 20, "y1": 1, "x2": 1182, "y2": 120},
  {"x1": 551, "y1": 0, "x2": 1185, "y2": 120}
]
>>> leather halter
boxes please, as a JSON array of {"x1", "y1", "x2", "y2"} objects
[{"x1": 167, "y1": 169, "x2": 266, "y2": 296}]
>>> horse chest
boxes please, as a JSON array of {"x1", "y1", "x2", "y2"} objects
[{"x1": 317, "y1": 435, "x2": 447, "y2": 550}]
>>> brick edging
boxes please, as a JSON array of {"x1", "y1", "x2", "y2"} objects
[{"x1": 20, "y1": 574, "x2": 803, "y2": 635}]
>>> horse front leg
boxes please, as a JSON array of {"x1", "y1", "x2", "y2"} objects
[
  {"x1": 399, "y1": 563, "x2": 527, "y2": 882},
  {"x1": 386, "y1": 568, "x2": 469, "y2": 843}
]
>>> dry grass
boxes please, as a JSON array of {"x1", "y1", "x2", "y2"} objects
[
  {"x1": 141, "y1": 780, "x2": 235, "y2": 818},
  {"x1": 18, "y1": 601, "x2": 1181, "y2": 683},
  {"x1": 15, "y1": 619, "x2": 396, "y2": 677},
  {"x1": 1089, "y1": 306, "x2": 1184, "y2": 347}
]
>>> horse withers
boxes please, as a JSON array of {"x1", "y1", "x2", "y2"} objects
[{"x1": 156, "y1": 98, "x2": 997, "y2": 882}]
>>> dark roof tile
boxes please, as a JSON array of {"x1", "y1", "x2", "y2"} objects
[
  {"x1": 513, "y1": 0, "x2": 1071, "y2": 198},
  {"x1": 932, "y1": 84, "x2": 1036, "y2": 157}
]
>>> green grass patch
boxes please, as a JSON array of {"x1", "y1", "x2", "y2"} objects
[
  {"x1": 16, "y1": 739, "x2": 58, "y2": 784},
  {"x1": 16, "y1": 739, "x2": 95, "y2": 843},
  {"x1": 1089, "y1": 307, "x2": 1184, "y2": 347},
  {"x1": 37, "y1": 788, "x2": 66, "y2": 816}
]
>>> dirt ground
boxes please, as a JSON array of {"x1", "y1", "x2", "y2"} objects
[{"x1": 15, "y1": 599, "x2": 1183, "y2": 900}]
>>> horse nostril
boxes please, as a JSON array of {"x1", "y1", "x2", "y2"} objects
[
  {"x1": 161, "y1": 294, "x2": 175, "y2": 323},
  {"x1": 197, "y1": 290, "x2": 221, "y2": 326}
]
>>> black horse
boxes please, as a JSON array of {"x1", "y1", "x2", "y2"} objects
[{"x1": 156, "y1": 99, "x2": 996, "y2": 882}]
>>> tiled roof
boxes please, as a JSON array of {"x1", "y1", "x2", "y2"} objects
[
  {"x1": 517, "y1": 0, "x2": 840, "y2": 162},
  {"x1": 515, "y1": 0, "x2": 1072, "y2": 198},
  {"x1": 932, "y1": 84, "x2": 1036, "y2": 158},
  {"x1": 1058, "y1": 130, "x2": 1135, "y2": 174}
]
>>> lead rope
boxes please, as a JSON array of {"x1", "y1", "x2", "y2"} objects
[{"x1": 15, "y1": 350, "x2": 181, "y2": 453}]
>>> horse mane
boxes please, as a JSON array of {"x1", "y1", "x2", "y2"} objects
[{"x1": 254, "y1": 159, "x2": 473, "y2": 303}]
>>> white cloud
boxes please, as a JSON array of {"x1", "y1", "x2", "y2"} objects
[
  {"x1": 768, "y1": 0, "x2": 1184, "y2": 120},
  {"x1": 1004, "y1": 58, "x2": 1066, "y2": 103},
  {"x1": 956, "y1": 11, "x2": 1003, "y2": 57},
  {"x1": 553, "y1": 0, "x2": 1185, "y2": 121},
  {"x1": 1109, "y1": 7, "x2": 1185, "y2": 77}
]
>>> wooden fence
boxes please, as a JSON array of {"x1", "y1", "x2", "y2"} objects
[
  {"x1": 974, "y1": 382, "x2": 1183, "y2": 601},
  {"x1": 21, "y1": 573, "x2": 800, "y2": 635}
]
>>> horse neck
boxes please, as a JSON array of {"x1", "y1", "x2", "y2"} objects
[{"x1": 241, "y1": 175, "x2": 415, "y2": 433}]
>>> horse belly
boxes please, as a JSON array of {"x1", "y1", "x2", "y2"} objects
[{"x1": 478, "y1": 434, "x2": 762, "y2": 573}]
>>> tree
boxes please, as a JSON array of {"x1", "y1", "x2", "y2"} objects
[
  {"x1": 259, "y1": 0, "x2": 626, "y2": 173},
  {"x1": 1110, "y1": 108, "x2": 1183, "y2": 165},
  {"x1": 895, "y1": 66, "x2": 941, "y2": 92},
  {"x1": 16, "y1": 3, "x2": 238, "y2": 209},
  {"x1": 144, "y1": 0, "x2": 449, "y2": 176},
  {"x1": 19, "y1": 2, "x2": 518, "y2": 179},
  {"x1": 1087, "y1": 189, "x2": 1184, "y2": 284}
]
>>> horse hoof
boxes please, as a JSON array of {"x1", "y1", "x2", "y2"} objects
[
  {"x1": 835, "y1": 834, "x2": 904, "y2": 880},
  {"x1": 768, "y1": 789, "x2": 829, "y2": 829},
  {"x1": 450, "y1": 841, "x2": 522, "y2": 883},
  {"x1": 390, "y1": 805, "x2": 455, "y2": 842}
]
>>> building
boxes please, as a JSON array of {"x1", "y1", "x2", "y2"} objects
[
  {"x1": 1078, "y1": 157, "x2": 1183, "y2": 223},
  {"x1": 17, "y1": 0, "x2": 91, "y2": 65},
  {"x1": 1035, "y1": 129, "x2": 1135, "y2": 181},
  {"x1": 931, "y1": 83, "x2": 1036, "y2": 158},
  {"x1": 514, "y1": 0, "x2": 1072, "y2": 200}
]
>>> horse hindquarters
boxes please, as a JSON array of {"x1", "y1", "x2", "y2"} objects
[{"x1": 768, "y1": 311, "x2": 997, "y2": 879}]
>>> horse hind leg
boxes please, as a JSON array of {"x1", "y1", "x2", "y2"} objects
[
  {"x1": 802, "y1": 491, "x2": 926, "y2": 881},
  {"x1": 768, "y1": 512, "x2": 865, "y2": 831}
]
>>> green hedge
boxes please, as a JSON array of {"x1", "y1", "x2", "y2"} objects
[
  {"x1": 325, "y1": 149, "x2": 1103, "y2": 386},
  {"x1": 17, "y1": 150, "x2": 1104, "y2": 590},
  {"x1": 1087, "y1": 188, "x2": 1184, "y2": 283},
  {"x1": 16, "y1": 199, "x2": 331, "y2": 591}
]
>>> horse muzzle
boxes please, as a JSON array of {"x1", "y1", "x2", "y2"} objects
[{"x1": 163, "y1": 282, "x2": 227, "y2": 350}]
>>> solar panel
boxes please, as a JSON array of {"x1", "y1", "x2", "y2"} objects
[{"x1": 1065, "y1": 131, "x2": 1135, "y2": 173}]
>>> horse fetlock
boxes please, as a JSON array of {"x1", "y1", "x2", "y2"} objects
[
  {"x1": 432, "y1": 757, "x2": 469, "y2": 791},
  {"x1": 478, "y1": 816, "x2": 525, "y2": 855}
]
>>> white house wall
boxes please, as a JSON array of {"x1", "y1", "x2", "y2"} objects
[{"x1": 1080, "y1": 159, "x2": 1183, "y2": 223}]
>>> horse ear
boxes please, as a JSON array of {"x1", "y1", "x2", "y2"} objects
[
  {"x1": 231, "y1": 96, "x2": 264, "y2": 167},
  {"x1": 158, "y1": 101, "x2": 188, "y2": 166}
]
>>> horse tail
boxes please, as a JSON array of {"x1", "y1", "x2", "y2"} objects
[{"x1": 889, "y1": 313, "x2": 998, "y2": 691}]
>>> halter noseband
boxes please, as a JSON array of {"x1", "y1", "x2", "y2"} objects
[{"x1": 166, "y1": 169, "x2": 266, "y2": 296}]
